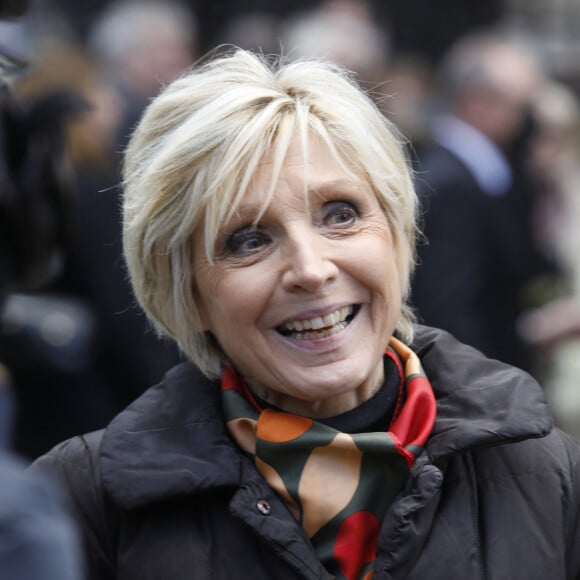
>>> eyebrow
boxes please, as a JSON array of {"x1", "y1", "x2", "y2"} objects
[
  {"x1": 307, "y1": 178, "x2": 365, "y2": 197},
  {"x1": 229, "y1": 177, "x2": 366, "y2": 224}
]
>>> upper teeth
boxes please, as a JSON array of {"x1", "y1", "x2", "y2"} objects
[{"x1": 282, "y1": 305, "x2": 354, "y2": 332}]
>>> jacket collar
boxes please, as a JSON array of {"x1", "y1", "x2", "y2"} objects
[
  {"x1": 101, "y1": 325, "x2": 553, "y2": 509},
  {"x1": 101, "y1": 362, "x2": 249, "y2": 509},
  {"x1": 412, "y1": 325, "x2": 553, "y2": 461}
]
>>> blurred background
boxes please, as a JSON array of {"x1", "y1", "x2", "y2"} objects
[{"x1": 2, "y1": 0, "x2": 580, "y2": 460}]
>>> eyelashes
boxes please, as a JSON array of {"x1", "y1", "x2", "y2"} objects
[
  {"x1": 221, "y1": 200, "x2": 361, "y2": 258},
  {"x1": 224, "y1": 229, "x2": 271, "y2": 255},
  {"x1": 321, "y1": 201, "x2": 359, "y2": 227}
]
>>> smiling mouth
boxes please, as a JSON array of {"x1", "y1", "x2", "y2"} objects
[{"x1": 277, "y1": 305, "x2": 359, "y2": 340}]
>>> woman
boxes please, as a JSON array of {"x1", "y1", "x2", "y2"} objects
[{"x1": 32, "y1": 49, "x2": 580, "y2": 580}]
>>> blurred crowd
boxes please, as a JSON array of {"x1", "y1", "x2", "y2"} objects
[{"x1": 1, "y1": 0, "x2": 580, "y2": 470}]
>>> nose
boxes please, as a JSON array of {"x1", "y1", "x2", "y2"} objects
[{"x1": 281, "y1": 227, "x2": 339, "y2": 293}]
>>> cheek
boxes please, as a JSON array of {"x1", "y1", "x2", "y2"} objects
[
  {"x1": 372, "y1": 261, "x2": 401, "y2": 312},
  {"x1": 339, "y1": 236, "x2": 400, "y2": 309},
  {"x1": 362, "y1": 234, "x2": 402, "y2": 316},
  {"x1": 376, "y1": 217, "x2": 409, "y2": 297},
  {"x1": 198, "y1": 267, "x2": 271, "y2": 337},
  {"x1": 193, "y1": 261, "x2": 234, "y2": 332},
  {"x1": 359, "y1": 225, "x2": 400, "y2": 289}
]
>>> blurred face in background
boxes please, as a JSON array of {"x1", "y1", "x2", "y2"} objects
[
  {"x1": 460, "y1": 45, "x2": 542, "y2": 148},
  {"x1": 134, "y1": 24, "x2": 193, "y2": 93},
  {"x1": 124, "y1": 23, "x2": 194, "y2": 97}
]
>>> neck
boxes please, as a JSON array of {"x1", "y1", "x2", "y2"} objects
[{"x1": 247, "y1": 363, "x2": 385, "y2": 419}]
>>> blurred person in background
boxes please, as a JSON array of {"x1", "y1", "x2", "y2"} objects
[
  {"x1": 0, "y1": 1, "x2": 84, "y2": 577},
  {"x1": 280, "y1": 0, "x2": 391, "y2": 88},
  {"x1": 377, "y1": 55, "x2": 434, "y2": 147},
  {"x1": 279, "y1": 0, "x2": 435, "y2": 168},
  {"x1": 0, "y1": 15, "x2": 87, "y2": 457},
  {"x1": 215, "y1": 0, "x2": 392, "y2": 104},
  {"x1": 2, "y1": 39, "x2": 126, "y2": 458},
  {"x1": 0, "y1": 450, "x2": 84, "y2": 579},
  {"x1": 411, "y1": 31, "x2": 557, "y2": 374},
  {"x1": 518, "y1": 80, "x2": 580, "y2": 437},
  {"x1": 1, "y1": 22, "x2": 187, "y2": 458},
  {"x1": 215, "y1": 10, "x2": 283, "y2": 56},
  {"x1": 88, "y1": 0, "x2": 198, "y2": 151}
]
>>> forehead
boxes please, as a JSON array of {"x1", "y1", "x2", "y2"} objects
[
  {"x1": 259, "y1": 130, "x2": 342, "y2": 170},
  {"x1": 245, "y1": 132, "x2": 365, "y2": 205}
]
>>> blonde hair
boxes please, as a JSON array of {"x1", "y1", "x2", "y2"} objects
[{"x1": 123, "y1": 48, "x2": 418, "y2": 377}]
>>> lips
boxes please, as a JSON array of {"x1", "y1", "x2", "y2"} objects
[{"x1": 277, "y1": 305, "x2": 358, "y2": 339}]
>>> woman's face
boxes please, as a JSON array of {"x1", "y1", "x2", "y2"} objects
[{"x1": 192, "y1": 134, "x2": 402, "y2": 417}]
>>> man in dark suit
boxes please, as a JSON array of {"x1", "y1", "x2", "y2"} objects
[{"x1": 412, "y1": 32, "x2": 555, "y2": 372}]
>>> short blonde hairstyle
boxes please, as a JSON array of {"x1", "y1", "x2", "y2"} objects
[{"x1": 123, "y1": 48, "x2": 418, "y2": 377}]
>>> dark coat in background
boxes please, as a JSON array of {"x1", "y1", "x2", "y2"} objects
[
  {"x1": 412, "y1": 143, "x2": 553, "y2": 373},
  {"x1": 31, "y1": 326, "x2": 580, "y2": 580}
]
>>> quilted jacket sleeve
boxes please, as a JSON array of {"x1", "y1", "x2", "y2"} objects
[
  {"x1": 559, "y1": 429, "x2": 580, "y2": 580},
  {"x1": 29, "y1": 431, "x2": 117, "y2": 580}
]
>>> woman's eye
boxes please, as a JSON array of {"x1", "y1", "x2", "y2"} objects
[
  {"x1": 323, "y1": 201, "x2": 358, "y2": 227},
  {"x1": 225, "y1": 229, "x2": 270, "y2": 255}
]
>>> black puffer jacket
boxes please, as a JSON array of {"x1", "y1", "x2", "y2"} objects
[{"x1": 32, "y1": 326, "x2": 580, "y2": 580}]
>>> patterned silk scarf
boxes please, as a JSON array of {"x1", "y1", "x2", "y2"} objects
[{"x1": 221, "y1": 337, "x2": 436, "y2": 580}]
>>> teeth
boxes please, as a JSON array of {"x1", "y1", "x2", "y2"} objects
[
  {"x1": 290, "y1": 321, "x2": 349, "y2": 340},
  {"x1": 323, "y1": 311, "x2": 338, "y2": 327},
  {"x1": 282, "y1": 305, "x2": 354, "y2": 334}
]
